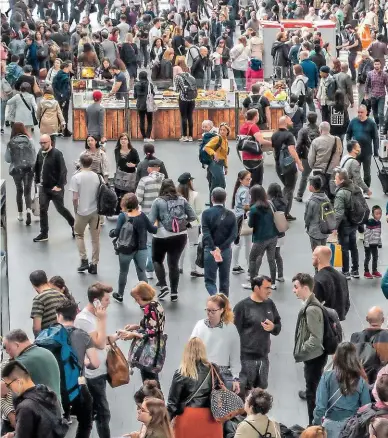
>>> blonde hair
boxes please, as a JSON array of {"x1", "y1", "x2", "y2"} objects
[
  {"x1": 163, "y1": 48, "x2": 174, "y2": 60},
  {"x1": 179, "y1": 338, "x2": 209, "y2": 380},
  {"x1": 175, "y1": 56, "x2": 189, "y2": 72},
  {"x1": 130, "y1": 281, "x2": 156, "y2": 302},
  {"x1": 173, "y1": 26, "x2": 183, "y2": 36},
  {"x1": 207, "y1": 293, "x2": 234, "y2": 324},
  {"x1": 125, "y1": 33, "x2": 134, "y2": 43}
]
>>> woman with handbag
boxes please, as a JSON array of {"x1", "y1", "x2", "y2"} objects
[
  {"x1": 114, "y1": 132, "x2": 140, "y2": 214},
  {"x1": 177, "y1": 172, "x2": 204, "y2": 278},
  {"x1": 231, "y1": 170, "x2": 252, "y2": 275},
  {"x1": 134, "y1": 71, "x2": 155, "y2": 142},
  {"x1": 79, "y1": 135, "x2": 109, "y2": 181},
  {"x1": 191, "y1": 294, "x2": 241, "y2": 393},
  {"x1": 167, "y1": 337, "x2": 223, "y2": 438},
  {"x1": 36, "y1": 85, "x2": 65, "y2": 145},
  {"x1": 313, "y1": 342, "x2": 370, "y2": 438},
  {"x1": 6, "y1": 82, "x2": 37, "y2": 134},
  {"x1": 118, "y1": 282, "x2": 165, "y2": 383},
  {"x1": 230, "y1": 35, "x2": 250, "y2": 91},
  {"x1": 235, "y1": 388, "x2": 281, "y2": 438}
]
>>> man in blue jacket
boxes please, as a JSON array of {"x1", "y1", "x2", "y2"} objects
[
  {"x1": 300, "y1": 51, "x2": 318, "y2": 112},
  {"x1": 52, "y1": 61, "x2": 72, "y2": 137}
]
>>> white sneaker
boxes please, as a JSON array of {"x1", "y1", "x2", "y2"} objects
[
  {"x1": 242, "y1": 283, "x2": 251, "y2": 290},
  {"x1": 146, "y1": 271, "x2": 154, "y2": 279},
  {"x1": 17, "y1": 212, "x2": 23, "y2": 221},
  {"x1": 148, "y1": 138, "x2": 155, "y2": 142},
  {"x1": 271, "y1": 284, "x2": 277, "y2": 290}
]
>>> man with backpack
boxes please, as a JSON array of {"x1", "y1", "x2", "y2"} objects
[
  {"x1": 242, "y1": 83, "x2": 271, "y2": 131},
  {"x1": 69, "y1": 154, "x2": 101, "y2": 275},
  {"x1": 333, "y1": 169, "x2": 370, "y2": 280},
  {"x1": 5, "y1": 55, "x2": 23, "y2": 88},
  {"x1": 184, "y1": 36, "x2": 200, "y2": 70},
  {"x1": 317, "y1": 66, "x2": 337, "y2": 123},
  {"x1": 293, "y1": 273, "x2": 326, "y2": 426},
  {"x1": 313, "y1": 246, "x2": 350, "y2": 321}
]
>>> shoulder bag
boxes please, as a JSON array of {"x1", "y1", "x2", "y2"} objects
[
  {"x1": 146, "y1": 82, "x2": 158, "y2": 113},
  {"x1": 114, "y1": 169, "x2": 136, "y2": 193},
  {"x1": 20, "y1": 94, "x2": 38, "y2": 126},
  {"x1": 38, "y1": 108, "x2": 48, "y2": 128},
  {"x1": 32, "y1": 184, "x2": 40, "y2": 217},
  {"x1": 106, "y1": 336, "x2": 130, "y2": 388},
  {"x1": 210, "y1": 364, "x2": 245, "y2": 423},
  {"x1": 269, "y1": 201, "x2": 289, "y2": 233},
  {"x1": 33, "y1": 76, "x2": 42, "y2": 98}
]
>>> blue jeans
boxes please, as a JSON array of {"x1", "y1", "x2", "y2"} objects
[
  {"x1": 118, "y1": 249, "x2": 148, "y2": 297},
  {"x1": 0, "y1": 99, "x2": 7, "y2": 128},
  {"x1": 146, "y1": 232, "x2": 154, "y2": 272},
  {"x1": 371, "y1": 96, "x2": 385, "y2": 127},
  {"x1": 204, "y1": 247, "x2": 232, "y2": 296},
  {"x1": 338, "y1": 226, "x2": 359, "y2": 274},
  {"x1": 208, "y1": 160, "x2": 226, "y2": 202},
  {"x1": 322, "y1": 418, "x2": 348, "y2": 438}
]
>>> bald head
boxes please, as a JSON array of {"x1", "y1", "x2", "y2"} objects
[
  {"x1": 278, "y1": 116, "x2": 289, "y2": 128},
  {"x1": 39, "y1": 134, "x2": 52, "y2": 151},
  {"x1": 367, "y1": 306, "x2": 384, "y2": 328},
  {"x1": 312, "y1": 245, "x2": 332, "y2": 269}
]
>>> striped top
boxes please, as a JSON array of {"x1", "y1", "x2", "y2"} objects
[
  {"x1": 79, "y1": 149, "x2": 109, "y2": 177},
  {"x1": 30, "y1": 289, "x2": 67, "y2": 330}
]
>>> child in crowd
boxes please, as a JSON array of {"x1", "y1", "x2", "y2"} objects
[
  {"x1": 267, "y1": 182, "x2": 286, "y2": 282},
  {"x1": 231, "y1": 170, "x2": 252, "y2": 275},
  {"x1": 364, "y1": 205, "x2": 383, "y2": 279}
]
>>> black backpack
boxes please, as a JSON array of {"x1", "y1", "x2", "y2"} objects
[
  {"x1": 115, "y1": 216, "x2": 135, "y2": 252},
  {"x1": 339, "y1": 404, "x2": 388, "y2": 438},
  {"x1": 248, "y1": 96, "x2": 265, "y2": 125},
  {"x1": 97, "y1": 176, "x2": 118, "y2": 216},
  {"x1": 305, "y1": 303, "x2": 343, "y2": 355},
  {"x1": 180, "y1": 72, "x2": 198, "y2": 101},
  {"x1": 353, "y1": 333, "x2": 382, "y2": 384},
  {"x1": 344, "y1": 186, "x2": 370, "y2": 225},
  {"x1": 311, "y1": 197, "x2": 336, "y2": 234}
]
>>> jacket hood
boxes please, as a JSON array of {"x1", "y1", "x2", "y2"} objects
[
  {"x1": 149, "y1": 171, "x2": 165, "y2": 183},
  {"x1": 40, "y1": 97, "x2": 58, "y2": 108},
  {"x1": 310, "y1": 192, "x2": 328, "y2": 201},
  {"x1": 14, "y1": 385, "x2": 59, "y2": 411}
]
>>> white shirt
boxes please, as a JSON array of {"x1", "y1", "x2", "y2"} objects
[
  {"x1": 149, "y1": 26, "x2": 161, "y2": 46},
  {"x1": 68, "y1": 169, "x2": 100, "y2": 216},
  {"x1": 75, "y1": 308, "x2": 107, "y2": 378},
  {"x1": 191, "y1": 319, "x2": 241, "y2": 379}
]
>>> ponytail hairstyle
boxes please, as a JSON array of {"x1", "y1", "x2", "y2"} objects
[
  {"x1": 231, "y1": 170, "x2": 251, "y2": 209},
  {"x1": 207, "y1": 293, "x2": 234, "y2": 324},
  {"x1": 144, "y1": 143, "x2": 155, "y2": 159},
  {"x1": 49, "y1": 276, "x2": 73, "y2": 302}
]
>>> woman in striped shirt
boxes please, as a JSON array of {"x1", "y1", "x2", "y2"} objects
[{"x1": 78, "y1": 135, "x2": 109, "y2": 182}]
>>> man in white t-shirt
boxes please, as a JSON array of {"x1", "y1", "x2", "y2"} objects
[
  {"x1": 69, "y1": 154, "x2": 101, "y2": 275},
  {"x1": 148, "y1": 17, "x2": 161, "y2": 46}
]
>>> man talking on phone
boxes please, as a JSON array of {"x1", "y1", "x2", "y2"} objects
[{"x1": 234, "y1": 275, "x2": 282, "y2": 399}]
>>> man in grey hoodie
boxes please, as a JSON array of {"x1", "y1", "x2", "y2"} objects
[{"x1": 135, "y1": 160, "x2": 165, "y2": 279}]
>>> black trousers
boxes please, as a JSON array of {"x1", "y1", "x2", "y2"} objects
[
  {"x1": 60, "y1": 99, "x2": 70, "y2": 126},
  {"x1": 321, "y1": 105, "x2": 330, "y2": 123},
  {"x1": 178, "y1": 99, "x2": 195, "y2": 137},
  {"x1": 39, "y1": 187, "x2": 74, "y2": 235},
  {"x1": 275, "y1": 166, "x2": 298, "y2": 216},
  {"x1": 12, "y1": 171, "x2": 33, "y2": 212},
  {"x1": 140, "y1": 368, "x2": 160, "y2": 385},
  {"x1": 304, "y1": 353, "x2": 327, "y2": 425},
  {"x1": 364, "y1": 245, "x2": 379, "y2": 273},
  {"x1": 87, "y1": 375, "x2": 111, "y2": 438},
  {"x1": 152, "y1": 235, "x2": 187, "y2": 295},
  {"x1": 64, "y1": 385, "x2": 93, "y2": 438},
  {"x1": 243, "y1": 160, "x2": 264, "y2": 186},
  {"x1": 138, "y1": 110, "x2": 153, "y2": 139},
  {"x1": 69, "y1": 9, "x2": 81, "y2": 26}
]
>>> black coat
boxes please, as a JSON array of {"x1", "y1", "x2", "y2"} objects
[
  {"x1": 134, "y1": 79, "x2": 155, "y2": 111},
  {"x1": 34, "y1": 147, "x2": 67, "y2": 189}
]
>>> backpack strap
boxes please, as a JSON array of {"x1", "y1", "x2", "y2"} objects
[
  {"x1": 323, "y1": 136, "x2": 338, "y2": 175},
  {"x1": 341, "y1": 156, "x2": 355, "y2": 169},
  {"x1": 244, "y1": 419, "x2": 273, "y2": 438}
]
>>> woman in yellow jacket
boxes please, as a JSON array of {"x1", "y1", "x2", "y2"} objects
[{"x1": 204, "y1": 122, "x2": 230, "y2": 199}]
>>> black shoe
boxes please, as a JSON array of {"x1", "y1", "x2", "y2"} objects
[
  {"x1": 158, "y1": 286, "x2": 170, "y2": 300},
  {"x1": 71, "y1": 226, "x2": 75, "y2": 238},
  {"x1": 155, "y1": 281, "x2": 161, "y2": 287},
  {"x1": 351, "y1": 270, "x2": 360, "y2": 279},
  {"x1": 112, "y1": 292, "x2": 123, "y2": 303},
  {"x1": 171, "y1": 293, "x2": 178, "y2": 302},
  {"x1": 190, "y1": 271, "x2": 204, "y2": 277},
  {"x1": 294, "y1": 196, "x2": 303, "y2": 202},
  {"x1": 77, "y1": 259, "x2": 89, "y2": 272},
  {"x1": 0, "y1": 128, "x2": 4, "y2": 134},
  {"x1": 232, "y1": 266, "x2": 245, "y2": 275},
  {"x1": 63, "y1": 129, "x2": 72, "y2": 137},
  {"x1": 5, "y1": 121, "x2": 10, "y2": 127},
  {"x1": 88, "y1": 264, "x2": 98, "y2": 275},
  {"x1": 298, "y1": 390, "x2": 307, "y2": 401},
  {"x1": 179, "y1": 268, "x2": 183, "y2": 274},
  {"x1": 286, "y1": 214, "x2": 297, "y2": 221},
  {"x1": 26, "y1": 212, "x2": 31, "y2": 226},
  {"x1": 33, "y1": 233, "x2": 48, "y2": 242}
]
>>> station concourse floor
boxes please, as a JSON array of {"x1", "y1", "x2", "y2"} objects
[{"x1": 1, "y1": 128, "x2": 387, "y2": 437}]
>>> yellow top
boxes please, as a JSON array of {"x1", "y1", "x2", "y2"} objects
[{"x1": 204, "y1": 135, "x2": 229, "y2": 168}]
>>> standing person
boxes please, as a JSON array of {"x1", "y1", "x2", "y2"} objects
[
  {"x1": 36, "y1": 85, "x2": 65, "y2": 145},
  {"x1": 345, "y1": 105, "x2": 379, "y2": 189},
  {"x1": 333, "y1": 62, "x2": 354, "y2": 108},
  {"x1": 357, "y1": 51, "x2": 373, "y2": 105},
  {"x1": 271, "y1": 32, "x2": 290, "y2": 80},
  {"x1": 328, "y1": 91, "x2": 350, "y2": 145},
  {"x1": 6, "y1": 82, "x2": 37, "y2": 135},
  {"x1": 136, "y1": 144, "x2": 168, "y2": 186},
  {"x1": 174, "y1": 71, "x2": 197, "y2": 142},
  {"x1": 191, "y1": 294, "x2": 241, "y2": 392},
  {"x1": 204, "y1": 122, "x2": 230, "y2": 196},
  {"x1": 177, "y1": 172, "x2": 204, "y2": 277},
  {"x1": 316, "y1": 66, "x2": 336, "y2": 123},
  {"x1": 52, "y1": 60, "x2": 72, "y2": 137},
  {"x1": 120, "y1": 33, "x2": 138, "y2": 88},
  {"x1": 4, "y1": 122, "x2": 36, "y2": 225},
  {"x1": 111, "y1": 194, "x2": 157, "y2": 304},
  {"x1": 114, "y1": 133, "x2": 140, "y2": 213},
  {"x1": 235, "y1": 275, "x2": 282, "y2": 398},
  {"x1": 271, "y1": 116, "x2": 302, "y2": 221},
  {"x1": 134, "y1": 71, "x2": 155, "y2": 142},
  {"x1": 167, "y1": 337, "x2": 223, "y2": 438},
  {"x1": 80, "y1": 136, "x2": 109, "y2": 181},
  {"x1": 230, "y1": 35, "x2": 250, "y2": 90},
  {"x1": 33, "y1": 134, "x2": 75, "y2": 243},
  {"x1": 365, "y1": 58, "x2": 388, "y2": 131},
  {"x1": 232, "y1": 170, "x2": 252, "y2": 275},
  {"x1": 300, "y1": 51, "x2": 319, "y2": 111},
  {"x1": 69, "y1": 154, "x2": 101, "y2": 275},
  {"x1": 202, "y1": 187, "x2": 237, "y2": 297},
  {"x1": 313, "y1": 342, "x2": 370, "y2": 437},
  {"x1": 86, "y1": 90, "x2": 106, "y2": 142},
  {"x1": 363, "y1": 205, "x2": 383, "y2": 279},
  {"x1": 148, "y1": 179, "x2": 197, "y2": 302},
  {"x1": 293, "y1": 272, "x2": 326, "y2": 426},
  {"x1": 340, "y1": 140, "x2": 371, "y2": 197},
  {"x1": 337, "y1": 25, "x2": 362, "y2": 82}
]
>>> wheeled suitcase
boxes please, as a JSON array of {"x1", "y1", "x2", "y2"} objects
[{"x1": 374, "y1": 156, "x2": 388, "y2": 194}]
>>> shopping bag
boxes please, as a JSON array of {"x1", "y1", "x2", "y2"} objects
[
  {"x1": 128, "y1": 332, "x2": 168, "y2": 374},
  {"x1": 329, "y1": 243, "x2": 343, "y2": 268},
  {"x1": 32, "y1": 186, "x2": 40, "y2": 217}
]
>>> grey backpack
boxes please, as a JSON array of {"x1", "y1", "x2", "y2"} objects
[
  {"x1": 116, "y1": 216, "x2": 135, "y2": 251},
  {"x1": 162, "y1": 197, "x2": 187, "y2": 233}
]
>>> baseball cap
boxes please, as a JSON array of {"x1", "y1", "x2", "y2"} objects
[
  {"x1": 178, "y1": 172, "x2": 194, "y2": 184},
  {"x1": 93, "y1": 90, "x2": 103, "y2": 101},
  {"x1": 320, "y1": 66, "x2": 330, "y2": 73}
]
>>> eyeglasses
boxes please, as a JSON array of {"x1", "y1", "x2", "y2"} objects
[
  {"x1": 2, "y1": 378, "x2": 17, "y2": 389},
  {"x1": 137, "y1": 406, "x2": 150, "y2": 414},
  {"x1": 205, "y1": 308, "x2": 221, "y2": 314}
]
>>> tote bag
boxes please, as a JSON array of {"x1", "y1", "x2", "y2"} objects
[
  {"x1": 32, "y1": 185, "x2": 40, "y2": 217},
  {"x1": 114, "y1": 169, "x2": 136, "y2": 192},
  {"x1": 106, "y1": 337, "x2": 130, "y2": 388},
  {"x1": 146, "y1": 83, "x2": 158, "y2": 113},
  {"x1": 269, "y1": 202, "x2": 289, "y2": 233}
]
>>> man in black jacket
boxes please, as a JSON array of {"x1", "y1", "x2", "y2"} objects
[
  {"x1": 312, "y1": 246, "x2": 350, "y2": 321},
  {"x1": 202, "y1": 187, "x2": 237, "y2": 297},
  {"x1": 2, "y1": 361, "x2": 67, "y2": 438},
  {"x1": 52, "y1": 61, "x2": 72, "y2": 137},
  {"x1": 33, "y1": 134, "x2": 74, "y2": 243}
]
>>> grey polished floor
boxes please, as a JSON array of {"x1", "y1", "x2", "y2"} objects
[{"x1": 1, "y1": 123, "x2": 388, "y2": 437}]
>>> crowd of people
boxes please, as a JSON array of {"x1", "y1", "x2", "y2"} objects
[{"x1": 2, "y1": 0, "x2": 388, "y2": 437}]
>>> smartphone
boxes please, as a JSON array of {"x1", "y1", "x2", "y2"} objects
[{"x1": 93, "y1": 299, "x2": 102, "y2": 309}]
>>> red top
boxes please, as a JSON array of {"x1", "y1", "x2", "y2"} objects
[{"x1": 239, "y1": 122, "x2": 263, "y2": 161}]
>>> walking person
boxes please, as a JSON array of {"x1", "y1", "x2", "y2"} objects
[
  {"x1": 69, "y1": 154, "x2": 101, "y2": 275},
  {"x1": 4, "y1": 122, "x2": 36, "y2": 226},
  {"x1": 135, "y1": 143, "x2": 168, "y2": 186},
  {"x1": 52, "y1": 60, "x2": 72, "y2": 137},
  {"x1": 202, "y1": 187, "x2": 237, "y2": 297},
  {"x1": 363, "y1": 205, "x2": 383, "y2": 279},
  {"x1": 230, "y1": 35, "x2": 250, "y2": 90},
  {"x1": 86, "y1": 90, "x2": 106, "y2": 143},
  {"x1": 33, "y1": 134, "x2": 75, "y2": 243},
  {"x1": 365, "y1": 58, "x2": 388, "y2": 131},
  {"x1": 6, "y1": 82, "x2": 37, "y2": 135},
  {"x1": 148, "y1": 179, "x2": 197, "y2": 302},
  {"x1": 174, "y1": 70, "x2": 197, "y2": 142},
  {"x1": 134, "y1": 71, "x2": 155, "y2": 142},
  {"x1": 328, "y1": 91, "x2": 350, "y2": 145},
  {"x1": 177, "y1": 172, "x2": 204, "y2": 278},
  {"x1": 80, "y1": 136, "x2": 109, "y2": 181},
  {"x1": 111, "y1": 194, "x2": 158, "y2": 304}
]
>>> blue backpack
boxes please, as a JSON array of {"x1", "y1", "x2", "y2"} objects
[
  {"x1": 199, "y1": 132, "x2": 222, "y2": 167},
  {"x1": 35, "y1": 324, "x2": 82, "y2": 405}
]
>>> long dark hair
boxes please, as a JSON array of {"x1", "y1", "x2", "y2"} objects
[
  {"x1": 333, "y1": 342, "x2": 367, "y2": 394},
  {"x1": 267, "y1": 182, "x2": 283, "y2": 200},
  {"x1": 250, "y1": 184, "x2": 269, "y2": 208},
  {"x1": 144, "y1": 143, "x2": 155, "y2": 159},
  {"x1": 177, "y1": 180, "x2": 194, "y2": 201},
  {"x1": 159, "y1": 179, "x2": 178, "y2": 199},
  {"x1": 334, "y1": 90, "x2": 345, "y2": 109},
  {"x1": 115, "y1": 132, "x2": 132, "y2": 151},
  {"x1": 85, "y1": 135, "x2": 101, "y2": 150},
  {"x1": 49, "y1": 276, "x2": 74, "y2": 302},
  {"x1": 231, "y1": 170, "x2": 250, "y2": 209}
]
